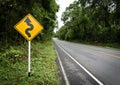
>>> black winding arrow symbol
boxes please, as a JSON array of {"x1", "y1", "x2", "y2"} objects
[{"x1": 24, "y1": 17, "x2": 34, "y2": 37}]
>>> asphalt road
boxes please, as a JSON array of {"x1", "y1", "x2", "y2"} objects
[{"x1": 53, "y1": 38, "x2": 120, "y2": 85}]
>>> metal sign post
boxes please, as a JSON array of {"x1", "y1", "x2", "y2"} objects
[
  {"x1": 14, "y1": 13, "x2": 43, "y2": 77},
  {"x1": 28, "y1": 41, "x2": 31, "y2": 77}
]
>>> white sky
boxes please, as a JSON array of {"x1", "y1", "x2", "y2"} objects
[{"x1": 55, "y1": 0, "x2": 75, "y2": 32}]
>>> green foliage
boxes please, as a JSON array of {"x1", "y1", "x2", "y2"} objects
[
  {"x1": 32, "y1": 0, "x2": 58, "y2": 41},
  {"x1": 0, "y1": 41, "x2": 60, "y2": 85},
  {"x1": 0, "y1": 0, "x2": 58, "y2": 44},
  {"x1": 65, "y1": 29, "x2": 74, "y2": 41},
  {"x1": 5, "y1": 47, "x2": 23, "y2": 63},
  {"x1": 30, "y1": 41, "x2": 59, "y2": 85},
  {"x1": 56, "y1": 26, "x2": 67, "y2": 40},
  {"x1": 56, "y1": 0, "x2": 120, "y2": 44}
]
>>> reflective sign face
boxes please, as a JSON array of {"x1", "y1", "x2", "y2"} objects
[{"x1": 14, "y1": 14, "x2": 43, "y2": 41}]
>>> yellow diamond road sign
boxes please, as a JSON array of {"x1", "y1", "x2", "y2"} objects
[{"x1": 14, "y1": 14, "x2": 43, "y2": 41}]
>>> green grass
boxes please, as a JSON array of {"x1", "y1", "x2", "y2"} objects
[{"x1": 0, "y1": 40, "x2": 60, "y2": 85}]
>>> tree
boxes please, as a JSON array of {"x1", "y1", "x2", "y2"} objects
[
  {"x1": 56, "y1": 0, "x2": 120, "y2": 43},
  {"x1": 0, "y1": 0, "x2": 58, "y2": 44}
]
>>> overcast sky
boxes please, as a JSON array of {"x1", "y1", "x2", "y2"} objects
[{"x1": 55, "y1": 0, "x2": 75, "y2": 32}]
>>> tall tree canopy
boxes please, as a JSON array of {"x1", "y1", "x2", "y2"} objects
[
  {"x1": 0, "y1": 0, "x2": 58, "y2": 44},
  {"x1": 57, "y1": 0, "x2": 120, "y2": 43}
]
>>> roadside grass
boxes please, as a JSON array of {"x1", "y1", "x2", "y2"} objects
[{"x1": 0, "y1": 40, "x2": 60, "y2": 85}]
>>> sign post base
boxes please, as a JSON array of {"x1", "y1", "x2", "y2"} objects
[{"x1": 28, "y1": 72, "x2": 30, "y2": 77}]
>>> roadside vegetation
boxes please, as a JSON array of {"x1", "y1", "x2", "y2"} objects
[
  {"x1": 0, "y1": 40, "x2": 60, "y2": 85},
  {"x1": 56, "y1": 0, "x2": 120, "y2": 48},
  {"x1": 0, "y1": 0, "x2": 59, "y2": 85},
  {"x1": 71, "y1": 40, "x2": 120, "y2": 50}
]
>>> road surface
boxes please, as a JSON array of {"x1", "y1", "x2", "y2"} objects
[{"x1": 54, "y1": 38, "x2": 120, "y2": 85}]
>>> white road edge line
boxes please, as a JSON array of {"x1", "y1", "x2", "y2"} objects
[
  {"x1": 58, "y1": 45, "x2": 104, "y2": 85},
  {"x1": 55, "y1": 45, "x2": 70, "y2": 85}
]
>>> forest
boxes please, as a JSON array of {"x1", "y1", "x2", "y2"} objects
[{"x1": 56, "y1": 0, "x2": 120, "y2": 44}]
